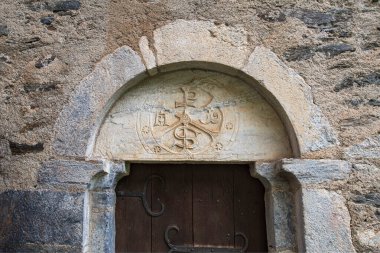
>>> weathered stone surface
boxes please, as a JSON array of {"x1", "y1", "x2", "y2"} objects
[
  {"x1": 83, "y1": 161, "x2": 126, "y2": 253},
  {"x1": 257, "y1": 10, "x2": 286, "y2": 22},
  {"x1": 0, "y1": 25, "x2": 9, "y2": 36},
  {"x1": 288, "y1": 8, "x2": 352, "y2": 37},
  {"x1": 24, "y1": 82, "x2": 59, "y2": 93},
  {"x1": 351, "y1": 192, "x2": 380, "y2": 207},
  {"x1": 316, "y1": 43, "x2": 356, "y2": 57},
  {"x1": 52, "y1": 0, "x2": 81, "y2": 12},
  {"x1": 289, "y1": 9, "x2": 335, "y2": 28},
  {"x1": 271, "y1": 191, "x2": 296, "y2": 251},
  {"x1": 89, "y1": 161, "x2": 127, "y2": 190},
  {"x1": 345, "y1": 134, "x2": 380, "y2": 159},
  {"x1": 0, "y1": 138, "x2": 11, "y2": 158},
  {"x1": 253, "y1": 163, "x2": 296, "y2": 252},
  {"x1": 283, "y1": 45, "x2": 315, "y2": 62},
  {"x1": 9, "y1": 141, "x2": 44, "y2": 155},
  {"x1": 153, "y1": 20, "x2": 251, "y2": 70},
  {"x1": 35, "y1": 54, "x2": 56, "y2": 68},
  {"x1": 53, "y1": 46, "x2": 146, "y2": 157},
  {"x1": 139, "y1": 36, "x2": 157, "y2": 75},
  {"x1": 356, "y1": 229, "x2": 380, "y2": 251},
  {"x1": 302, "y1": 189, "x2": 355, "y2": 253},
  {"x1": 363, "y1": 41, "x2": 380, "y2": 51},
  {"x1": 93, "y1": 70, "x2": 292, "y2": 161},
  {"x1": 284, "y1": 43, "x2": 355, "y2": 61},
  {"x1": 334, "y1": 70, "x2": 380, "y2": 91},
  {"x1": 340, "y1": 114, "x2": 378, "y2": 128},
  {"x1": 368, "y1": 98, "x2": 380, "y2": 106},
  {"x1": 282, "y1": 159, "x2": 351, "y2": 185},
  {"x1": 0, "y1": 53, "x2": 11, "y2": 64},
  {"x1": 40, "y1": 16, "x2": 54, "y2": 25},
  {"x1": 0, "y1": 190, "x2": 84, "y2": 250},
  {"x1": 38, "y1": 160, "x2": 103, "y2": 186},
  {"x1": 243, "y1": 46, "x2": 337, "y2": 154}
]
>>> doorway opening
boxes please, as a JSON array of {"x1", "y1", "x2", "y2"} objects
[{"x1": 115, "y1": 164, "x2": 267, "y2": 252}]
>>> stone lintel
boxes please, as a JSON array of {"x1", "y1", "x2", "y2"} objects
[{"x1": 281, "y1": 159, "x2": 351, "y2": 186}]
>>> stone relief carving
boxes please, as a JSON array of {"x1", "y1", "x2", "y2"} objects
[
  {"x1": 93, "y1": 70, "x2": 292, "y2": 161},
  {"x1": 137, "y1": 80, "x2": 238, "y2": 158}
]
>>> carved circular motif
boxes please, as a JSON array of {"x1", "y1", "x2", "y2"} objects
[
  {"x1": 225, "y1": 122, "x2": 234, "y2": 130},
  {"x1": 153, "y1": 146, "x2": 161, "y2": 153},
  {"x1": 137, "y1": 78, "x2": 238, "y2": 158},
  {"x1": 215, "y1": 142, "x2": 223, "y2": 151},
  {"x1": 142, "y1": 126, "x2": 150, "y2": 134}
]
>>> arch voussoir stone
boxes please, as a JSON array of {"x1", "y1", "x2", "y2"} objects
[{"x1": 53, "y1": 46, "x2": 147, "y2": 158}]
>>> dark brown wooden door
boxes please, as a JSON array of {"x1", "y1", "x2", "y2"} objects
[{"x1": 115, "y1": 164, "x2": 267, "y2": 253}]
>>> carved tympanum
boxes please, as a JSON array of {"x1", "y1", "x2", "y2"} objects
[{"x1": 93, "y1": 70, "x2": 292, "y2": 161}]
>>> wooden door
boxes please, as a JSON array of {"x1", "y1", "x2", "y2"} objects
[{"x1": 115, "y1": 164, "x2": 267, "y2": 253}]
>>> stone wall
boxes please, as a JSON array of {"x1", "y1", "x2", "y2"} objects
[{"x1": 0, "y1": 0, "x2": 379, "y2": 252}]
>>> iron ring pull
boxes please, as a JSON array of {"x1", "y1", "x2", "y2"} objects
[
  {"x1": 165, "y1": 225, "x2": 249, "y2": 253},
  {"x1": 117, "y1": 175, "x2": 165, "y2": 217}
]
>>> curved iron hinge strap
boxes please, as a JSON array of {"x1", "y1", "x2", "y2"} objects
[
  {"x1": 116, "y1": 174, "x2": 165, "y2": 217},
  {"x1": 165, "y1": 225, "x2": 248, "y2": 253}
]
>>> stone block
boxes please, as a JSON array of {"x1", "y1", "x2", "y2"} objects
[
  {"x1": 0, "y1": 190, "x2": 84, "y2": 251},
  {"x1": 242, "y1": 46, "x2": 338, "y2": 154},
  {"x1": 139, "y1": 36, "x2": 157, "y2": 75},
  {"x1": 272, "y1": 191, "x2": 296, "y2": 251},
  {"x1": 357, "y1": 229, "x2": 380, "y2": 251},
  {"x1": 302, "y1": 189, "x2": 355, "y2": 253},
  {"x1": 52, "y1": 0, "x2": 81, "y2": 12},
  {"x1": 38, "y1": 160, "x2": 103, "y2": 186},
  {"x1": 282, "y1": 159, "x2": 351, "y2": 185},
  {"x1": 0, "y1": 139, "x2": 11, "y2": 158},
  {"x1": 0, "y1": 25, "x2": 9, "y2": 36},
  {"x1": 316, "y1": 43, "x2": 356, "y2": 57},
  {"x1": 153, "y1": 20, "x2": 251, "y2": 70},
  {"x1": 334, "y1": 70, "x2": 380, "y2": 92},
  {"x1": 53, "y1": 46, "x2": 146, "y2": 157},
  {"x1": 345, "y1": 134, "x2": 380, "y2": 159}
]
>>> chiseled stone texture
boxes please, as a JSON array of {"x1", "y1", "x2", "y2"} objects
[
  {"x1": 281, "y1": 158, "x2": 351, "y2": 185},
  {"x1": 0, "y1": 190, "x2": 84, "y2": 252},
  {"x1": 38, "y1": 160, "x2": 103, "y2": 188},
  {"x1": 345, "y1": 134, "x2": 380, "y2": 159},
  {"x1": 153, "y1": 19, "x2": 251, "y2": 70},
  {"x1": 53, "y1": 46, "x2": 147, "y2": 157},
  {"x1": 302, "y1": 189, "x2": 355, "y2": 253}
]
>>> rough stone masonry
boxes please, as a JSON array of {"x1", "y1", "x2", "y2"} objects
[{"x1": 0, "y1": 0, "x2": 379, "y2": 252}]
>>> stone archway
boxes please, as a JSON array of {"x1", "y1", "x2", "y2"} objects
[{"x1": 51, "y1": 20, "x2": 355, "y2": 253}]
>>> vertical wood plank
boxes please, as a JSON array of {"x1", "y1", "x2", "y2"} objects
[
  {"x1": 234, "y1": 165, "x2": 268, "y2": 252},
  {"x1": 193, "y1": 164, "x2": 234, "y2": 247},
  {"x1": 115, "y1": 164, "x2": 152, "y2": 253},
  {"x1": 151, "y1": 164, "x2": 193, "y2": 252}
]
